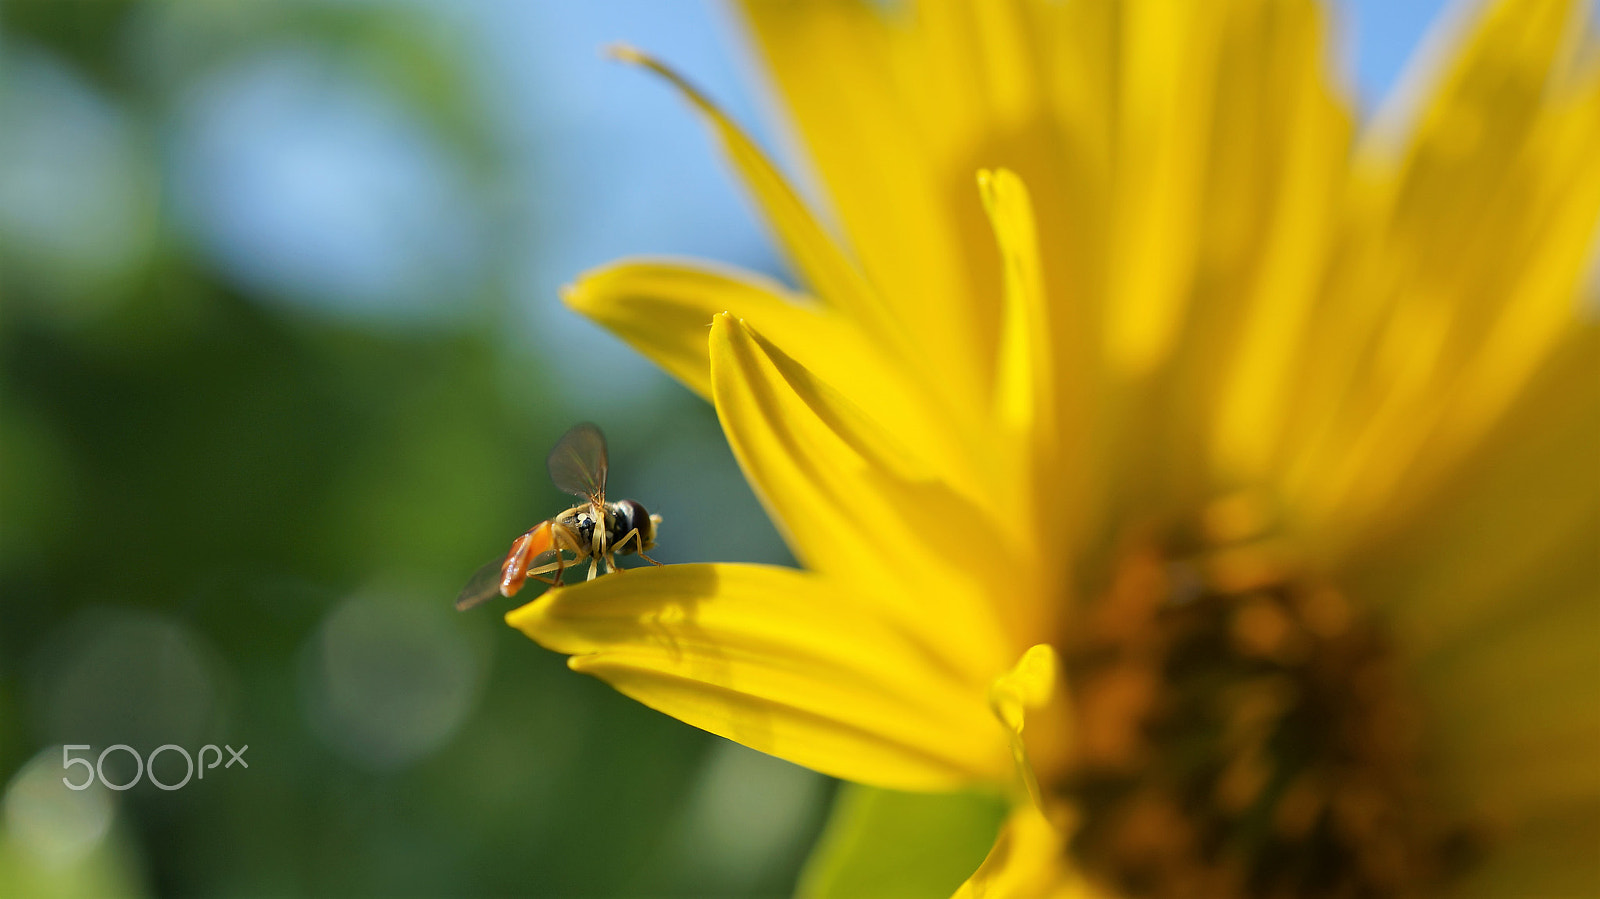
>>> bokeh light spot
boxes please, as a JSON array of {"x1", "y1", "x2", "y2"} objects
[
  {"x1": 0, "y1": 46, "x2": 154, "y2": 319},
  {"x1": 29, "y1": 609, "x2": 224, "y2": 755},
  {"x1": 668, "y1": 740, "x2": 828, "y2": 891},
  {"x1": 1, "y1": 749, "x2": 114, "y2": 869},
  {"x1": 302, "y1": 590, "x2": 486, "y2": 770}
]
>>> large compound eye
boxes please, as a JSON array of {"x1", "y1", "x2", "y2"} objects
[
  {"x1": 617, "y1": 500, "x2": 645, "y2": 532},
  {"x1": 619, "y1": 500, "x2": 653, "y2": 542}
]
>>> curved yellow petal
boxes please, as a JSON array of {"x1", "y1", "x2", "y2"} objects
[
  {"x1": 740, "y1": 0, "x2": 990, "y2": 369},
  {"x1": 1101, "y1": 1, "x2": 1228, "y2": 378},
  {"x1": 708, "y1": 312, "x2": 1021, "y2": 671},
  {"x1": 951, "y1": 805, "x2": 1102, "y2": 899},
  {"x1": 981, "y1": 168, "x2": 1060, "y2": 537},
  {"x1": 975, "y1": 170, "x2": 1079, "y2": 642},
  {"x1": 1204, "y1": 0, "x2": 1348, "y2": 484},
  {"x1": 505, "y1": 563, "x2": 1010, "y2": 790},
  {"x1": 1337, "y1": 325, "x2": 1599, "y2": 872},
  {"x1": 989, "y1": 644, "x2": 1057, "y2": 739},
  {"x1": 1443, "y1": 56, "x2": 1600, "y2": 447},
  {"x1": 988, "y1": 643, "x2": 1060, "y2": 813},
  {"x1": 1351, "y1": 326, "x2": 1600, "y2": 637},
  {"x1": 561, "y1": 258, "x2": 808, "y2": 401},
  {"x1": 606, "y1": 46, "x2": 899, "y2": 347},
  {"x1": 1075, "y1": 1, "x2": 1354, "y2": 553},
  {"x1": 610, "y1": 42, "x2": 1011, "y2": 436},
  {"x1": 735, "y1": 0, "x2": 1078, "y2": 412},
  {"x1": 1282, "y1": 0, "x2": 1600, "y2": 537},
  {"x1": 563, "y1": 258, "x2": 982, "y2": 502}
]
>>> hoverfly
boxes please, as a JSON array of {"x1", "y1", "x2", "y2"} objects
[{"x1": 455, "y1": 423, "x2": 661, "y2": 611}]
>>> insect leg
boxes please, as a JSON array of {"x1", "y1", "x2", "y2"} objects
[
  {"x1": 608, "y1": 527, "x2": 642, "y2": 572},
  {"x1": 556, "y1": 521, "x2": 589, "y2": 586},
  {"x1": 616, "y1": 527, "x2": 640, "y2": 553},
  {"x1": 524, "y1": 555, "x2": 571, "y2": 577},
  {"x1": 523, "y1": 552, "x2": 574, "y2": 587},
  {"x1": 639, "y1": 513, "x2": 664, "y2": 566}
]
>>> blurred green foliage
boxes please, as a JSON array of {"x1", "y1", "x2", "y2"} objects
[
  {"x1": 0, "y1": 1, "x2": 828, "y2": 896},
  {"x1": 797, "y1": 786, "x2": 1008, "y2": 899}
]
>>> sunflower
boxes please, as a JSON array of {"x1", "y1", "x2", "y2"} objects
[{"x1": 507, "y1": 0, "x2": 1600, "y2": 895}]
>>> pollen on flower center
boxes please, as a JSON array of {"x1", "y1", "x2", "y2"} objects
[{"x1": 1055, "y1": 494, "x2": 1486, "y2": 899}]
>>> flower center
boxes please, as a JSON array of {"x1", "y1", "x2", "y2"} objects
[{"x1": 1055, "y1": 495, "x2": 1484, "y2": 898}]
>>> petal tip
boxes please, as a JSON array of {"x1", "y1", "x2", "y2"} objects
[
  {"x1": 604, "y1": 42, "x2": 645, "y2": 64},
  {"x1": 710, "y1": 310, "x2": 753, "y2": 340},
  {"x1": 989, "y1": 643, "x2": 1060, "y2": 736},
  {"x1": 601, "y1": 43, "x2": 711, "y2": 112},
  {"x1": 503, "y1": 594, "x2": 550, "y2": 633},
  {"x1": 976, "y1": 168, "x2": 1027, "y2": 212},
  {"x1": 557, "y1": 281, "x2": 582, "y2": 309}
]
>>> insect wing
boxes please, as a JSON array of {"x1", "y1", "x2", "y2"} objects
[
  {"x1": 455, "y1": 558, "x2": 509, "y2": 611},
  {"x1": 547, "y1": 422, "x2": 608, "y2": 503}
]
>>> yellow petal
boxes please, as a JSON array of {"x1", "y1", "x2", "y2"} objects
[
  {"x1": 982, "y1": 169, "x2": 1051, "y2": 441},
  {"x1": 1439, "y1": 59, "x2": 1600, "y2": 450},
  {"x1": 989, "y1": 643, "x2": 1057, "y2": 738},
  {"x1": 987, "y1": 643, "x2": 1060, "y2": 812},
  {"x1": 732, "y1": 0, "x2": 995, "y2": 407},
  {"x1": 608, "y1": 44, "x2": 1005, "y2": 484},
  {"x1": 1080, "y1": 2, "x2": 1348, "y2": 546},
  {"x1": 1352, "y1": 326, "x2": 1600, "y2": 642},
  {"x1": 951, "y1": 805, "x2": 1102, "y2": 899},
  {"x1": 977, "y1": 169, "x2": 1075, "y2": 641},
  {"x1": 980, "y1": 169, "x2": 1060, "y2": 534},
  {"x1": 561, "y1": 259, "x2": 810, "y2": 401},
  {"x1": 563, "y1": 258, "x2": 981, "y2": 503},
  {"x1": 505, "y1": 563, "x2": 1010, "y2": 790},
  {"x1": 735, "y1": 0, "x2": 1118, "y2": 423},
  {"x1": 708, "y1": 312, "x2": 1020, "y2": 671},
  {"x1": 1204, "y1": 0, "x2": 1350, "y2": 484},
  {"x1": 1282, "y1": 0, "x2": 1600, "y2": 537},
  {"x1": 1343, "y1": 326, "x2": 1599, "y2": 835},
  {"x1": 606, "y1": 46, "x2": 901, "y2": 351},
  {"x1": 1102, "y1": 1, "x2": 1225, "y2": 377}
]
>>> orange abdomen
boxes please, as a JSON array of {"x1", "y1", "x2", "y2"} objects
[{"x1": 500, "y1": 521, "x2": 557, "y2": 597}]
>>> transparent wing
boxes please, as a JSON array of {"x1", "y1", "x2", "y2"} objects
[
  {"x1": 455, "y1": 558, "x2": 508, "y2": 611},
  {"x1": 546, "y1": 422, "x2": 608, "y2": 503},
  {"x1": 524, "y1": 548, "x2": 569, "y2": 576},
  {"x1": 455, "y1": 549, "x2": 569, "y2": 611}
]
